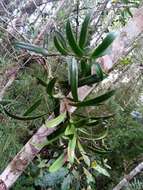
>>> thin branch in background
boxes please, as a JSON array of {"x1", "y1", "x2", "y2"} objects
[
  {"x1": 0, "y1": 16, "x2": 31, "y2": 42},
  {"x1": 33, "y1": 0, "x2": 66, "y2": 45},
  {"x1": 30, "y1": 3, "x2": 47, "y2": 26},
  {"x1": 75, "y1": 0, "x2": 80, "y2": 41},
  {"x1": 0, "y1": 1, "x2": 11, "y2": 16},
  {"x1": 93, "y1": 0, "x2": 109, "y2": 30},
  {"x1": 113, "y1": 162, "x2": 143, "y2": 190}
]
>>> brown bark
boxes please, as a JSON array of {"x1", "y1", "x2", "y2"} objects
[{"x1": 1, "y1": 5, "x2": 143, "y2": 190}]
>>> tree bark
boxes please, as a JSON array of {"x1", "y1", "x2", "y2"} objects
[
  {"x1": 1, "y1": 5, "x2": 143, "y2": 190},
  {"x1": 113, "y1": 162, "x2": 143, "y2": 190}
]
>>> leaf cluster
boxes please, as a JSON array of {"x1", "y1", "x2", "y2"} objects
[{"x1": 1, "y1": 14, "x2": 117, "y2": 183}]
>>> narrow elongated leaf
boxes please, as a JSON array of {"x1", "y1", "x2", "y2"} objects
[
  {"x1": 87, "y1": 145, "x2": 109, "y2": 154},
  {"x1": 47, "y1": 78, "x2": 57, "y2": 96},
  {"x1": 59, "y1": 75, "x2": 101, "y2": 88},
  {"x1": 83, "y1": 167, "x2": 95, "y2": 183},
  {"x1": 93, "y1": 63, "x2": 104, "y2": 80},
  {"x1": 80, "y1": 128, "x2": 108, "y2": 141},
  {"x1": 3, "y1": 107, "x2": 47, "y2": 120},
  {"x1": 86, "y1": 120, "x2": 99, "y2": 126},
  {"x1": 37, "y1": 77, "x2": 57, "y2": 97},
  {"x1": 65, "y1": 122, "x2": 75, "y2": 136},
  {"x1": 78, "y1": 128, "x2": 90, "y2": 135},
  {"x1": 37, "y1": 132, "x2": 64, "y2": 148},
  {"x1": 91, "y1": 32, "x2": 117, "y2": 59},
  {"x1": 59, "y1": 74, "x2": 101, "y2": 89},
  {"x1": 68, "y1": 133, "x2": 77, "y2": 163},
  {"x1": 80, "y1": 59, "x2": 91, "y2": 76},
  {"x1": 70, "y1": 90, "x2": 115, "y2": 107},
  {"x1": 35, "y1": 128, "x2": 65, "y2": 149},
  {"x1": 0, "y1": 100, "x2": 13, "y2": 106},
  {"x1": 92, "y1": 162, "x2": 110, "y2": 177},
  {"x1": 49, "y1": 153, "x2": 65, "y2": 172},
  {"x1": 23, "y1": 98, "x2": 42, "y2": 116},
  {"x1": 54, "y1": 36, "x2": 68, "y2": 55},
  {"x1": 126, "y1": 7, "x2": 133, "y2": 17},
  {"x1": 74, "y1": 119, "x2": 99, "y2": 128},
  {"x1": 47, "y1": 123, "x2": 66, "y2": 141},
  {"x1": 14, "y1": 42, "x2": 49, "y2": 56},
  {"x1": 68, "y1": 58, "x2": 78, "y2": 101},
  {"x1": 78, "y1": 74, "x2": 101, "y2": 87},
  {"x1": 78, "y1": 141, "x2": 90, "y2": 166},
  {"x1": 37, "y1": 77, "x2": 48, "y2": 87},
  {"x1": 45, "y1": 112, "x2": 66, "y2": 128},
  {"x1": 54, "y1": 98, "x2": 60, "y2": 117},
  {"x1": 74, "y1": 119, "x2": 89, "y2": 128},
  {"x1": 55, "y1": 31, "x2": 67, "y2": 49},
  {"x1": 92, "y1": 128, "x2": 108, "y2": 140},
  {"x1": 79, "y1": 14, "x2": 91, "y2": 49},
  {"x1": 66, "y1": 20, "x2": 83, "y2": 57},
  {"x1": 76, "y1": 113, "x2": 114, "y2": 120}
]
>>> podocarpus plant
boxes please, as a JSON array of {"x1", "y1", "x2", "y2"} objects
[{"x1": 1, "y1": 14, "x2": 117, "y2": 187}]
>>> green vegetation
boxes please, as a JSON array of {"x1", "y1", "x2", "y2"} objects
[{"x1": 0, "y1": 0, "x2": 142, "y2": 189}]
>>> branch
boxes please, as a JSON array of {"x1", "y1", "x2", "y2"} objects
[
  {"x1": 33, "y1": 0, "x2": 66, "y2": 45},
  {"x1": 0, "y1": 0, "x2": 67, "y2": 101},
  {"x1": 113, "y1": 162, "x2": 143, "y2": 190},
  {"x1": 0, "y1": 5, "x2": 143, "y2": 190}
]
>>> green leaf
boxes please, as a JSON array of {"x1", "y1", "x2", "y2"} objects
[
  {"x1": 92, "y1": 128, "x2": 108, "y2": 140},
  {"x1": 3, "y1": 107, "x2": 47, "y2": 120},
  {"x1": 87, "y1": 145, "x2": 109, "y2": 154},
  {"x1": 23, "y1": 98, "x2": 42, "y2": 116},
  {"x1": 92, "y1": 163, "x2": 110, "y2": 177},
  {"x1": 76, "y1": 113, "x2": 114, "y2": 120},
  {"x1": 70, "y1": 90, "x2": 115, "y2": 107},
  {"x1": 86, "y1": 120, "x2": 99, "y2": 126},
  {"x1": 45, "y1": 112, "x2": 66, "y2": 128},
  {"x1": 54, "y1": 98, "x2": 60, "y2": 117},
  {"x1": 79, "y1": 13, "x2": 91, "y2": 49},
  {"x1": 14, "y1": 42, "x2": 49, "y2": 56},
  {"x1": 66, "y1": 20, "x2": 83, "y2": 57},
  {"x1": 68, "y1": 133, "x2": 77, "y2": 164},
  {"x1": 80, "y1": 59, "x2": 91, "y2": 76},
  {"x1": 78, "y1": 74, "x2": 101, "y2": 87},
  {"x1": 126, "y1": 7, "x2": 133, "y2": 17},
  {"x1": 55, "y1": 31, "x2": 67, "y2": 49},
  {"x1": 37, "y1": 77, "x2": 57, "y2": 96},
  {"x1": 49, "y1": 153, "x2": 65, "y2": 172},
  {"x1": 74, "y1": 119, "x2": 99, "y2": 128},
  {"x1": 65, "y1": 122, "x2": 75, "y2": 136},
  {"x1": 93, "y1": 63, "x2": 104, "y2": 80},
  {"x1": 83, "y1": 167, "x2": 95, "y2": 183},
  {"x1": 0, "y1": 100, "x2": 13, "y2": 106},
  {"x1": 46, "y1": 78, "x2": 57, "y2": 96},
  {"x1": 37, "y1": 77, "x2": 48, "y2": 87},
  {"x1": 80, "y1": 128, "x2": 108, "y2": 141},
  {"x1": 91, "y1": 32, "x2": 117, "y2": 59},
  {"x1": 38, "y1": 133, "x2": 64, "y2": 148},
  {"x1": 74, "y1": 118, "x2": 89, "y2": 128},
  {"x1": 78, "y1": 141, "x2": 90, "y2": 166},
  {"x1": 68, "y1": 58, "x2": 78, "y2": 101},
  {"x1": 54, "y1": 36, "x2": 68, "y2": 55}
]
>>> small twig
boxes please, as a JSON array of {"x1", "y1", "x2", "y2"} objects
[{"x1": 75, "y1": 0, "x2": 80, "y2": 41}]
